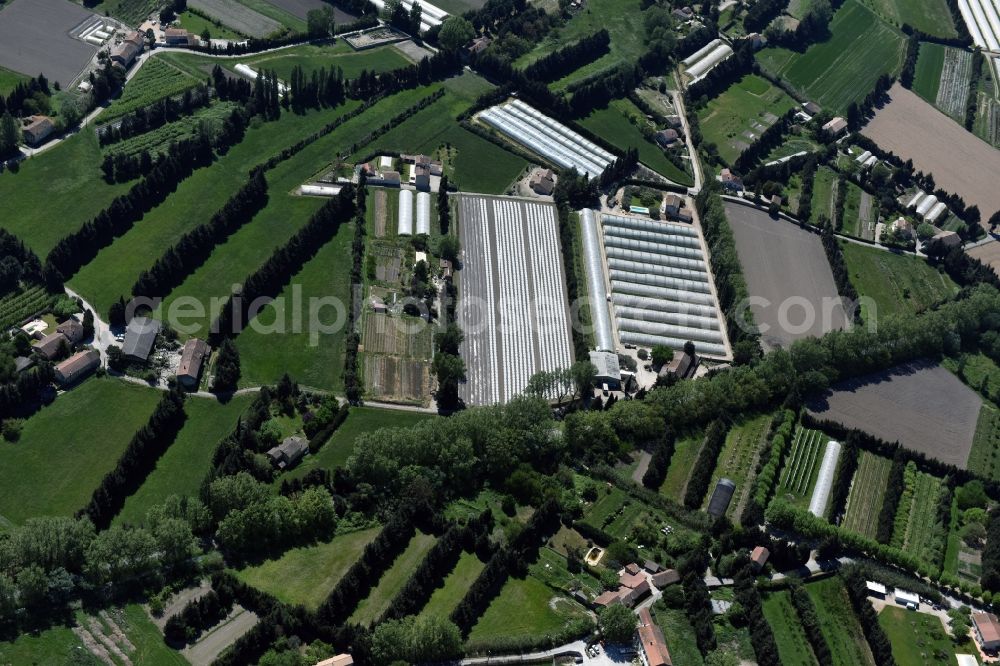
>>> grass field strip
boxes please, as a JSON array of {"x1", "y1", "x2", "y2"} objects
[{"x1": 842, "y1": 451, "x2": 891, "y2": 537}]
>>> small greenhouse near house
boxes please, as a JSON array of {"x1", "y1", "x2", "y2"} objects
[
  {"x1": 685, "y1": 43, "x2": 733, "y2": 80},
  {"x1": 416, "y1": 192, "x2": 431, "y2": 235},
  {"x1": 681, "y1": 39, "x2": 724, "y2": 67},
  {"x1": 807, "y1": 440, "x2": 842, "y2": 517},
  {"x1": 398, "y1": 189, "x2": 413, "y2": 236},
  {"x1": 916, "y1": 194, "x2": 939, "y2": 218},
  {"x1": 926, "y1": 201, "x2": 948, "y2": 223}
]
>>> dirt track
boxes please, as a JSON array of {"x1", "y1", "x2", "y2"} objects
[
  {"x1": 806, "y1": 361, "x2": 982, "y2": 468},
  {"x1": 863, "y1": 84, "x2": 1000, "y2": 226}
]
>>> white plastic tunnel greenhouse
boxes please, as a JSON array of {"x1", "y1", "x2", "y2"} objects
[
  {"x1": 580, "y1": 209, "x2": 616, "y2": 352},
  {"x1": 611, "y1": 293, "x2": 719, "y2": 319},
  {"x1": 398, "y1": 189, "x2": 413, "y2": 236},
  {"x1": 416, "y1": 192, "x2": 431, "y2": 235},
  {"x1": 619, "y1": 330, "x2": 728, "y2": 358},
  {"x1": 808, "y1": 440, "x2": 842, "y2": 517}
]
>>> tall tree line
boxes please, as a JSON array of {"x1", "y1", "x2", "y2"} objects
[
  {"x1": 132, "y1": 171, "x2": 269, "y2": 300},
  {"x1": 79, "y1": 389, "x2": 187, "y2": 529},
  {"x1": 209, "y1": 187, "x2": 356, "y2": 343}
]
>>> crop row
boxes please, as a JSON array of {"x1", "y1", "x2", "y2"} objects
[
  {"x1": 0, "y1": 285, "x2": 53, "y2": 330},
  {"x1": 103, "y1": 60, "x2": 200, "y2": 121},
  {"x1": 782, "y1": 427, "x2": 823, "y2": 496},
  {"x1": 935, "y1": 47, "x2": 972, "y2": 119},
  {"x1": 105, "y1": 103, "x2": 237, "y2": 158},
  {"x1": 890, "y1": 461, "x2": 918, "y2": 548},
  {"x1": 841, "y1": 451, "x2": 891, "y2": 539},
  {"x1": 901, "y1": 471, "x2": 947, "y2": 567}
]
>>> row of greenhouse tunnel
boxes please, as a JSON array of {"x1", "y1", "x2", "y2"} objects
[{"x1": 580, "y1": 210, "x2": 730, "y2": 359}]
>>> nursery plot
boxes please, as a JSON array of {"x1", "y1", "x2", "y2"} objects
[
  {"x1": 935, "y1": 46, "x2": 973, "y2": 119},
  {"x1": 361, "y1": 313, "x2": 433, "y2": 358},
  {"x1": 363, "y1": 355, "x2": 430, "y2": 404},
  {"x1": 841, "y1": 451, "x2": 892, "y2": 538},
  {"x1": 776, "y1": 426, "x2": 825, "y2": 506}
]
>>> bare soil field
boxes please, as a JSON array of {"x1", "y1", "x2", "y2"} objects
[
  {"x1": 807, "y1": 361, "x2": 982, "y2": 467},
  {"x1": 0, "y1": 0, "x2": 99, "y2": 87},
  {"x1": 968, "y1": 240, "x2": 1000, "y2": 275},
  {"x1": 363, "y1": 355, "x2": 429, "y2": 404},
  {"x1": 373, "y1": 189, "x2": 387, "y2": 237},
  {"x1": 361, "y1": 313, "x2": 433, "y2": 358},
  {"x1": 190, "y1": 0, "x2": 281, "y2": 36},
  {"x1": 863, "y1": 83, "x2": 1000, "y2": 227},
  {"x1": 724, "y1": 201, "x2": 849, "y2": 349},
  {"x1": 265, "y1": 0, "x2": 357, "y2": 24}
]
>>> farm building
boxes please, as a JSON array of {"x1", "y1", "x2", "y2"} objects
[
  {"x1": 890, "y1": 217, "x2": 913, "y2": 239},
  {"x1": 597, "y1": 213, "x2": 730, "y2": 359},
  {"x1": 660, "y1": 349, "x2": 697, "y2": 380},
  {"x1": 54, "y1": 349, "x2": 100, "y2": 386},
  {"x1": 457, "y1": 195, "x2": 574, "y2": 405},
  {"x1": 57, "y1": 318, "x2": 84, "y2": 343},
  {"x1": 866, "y1": 581, "x2": 887, "y2": 598},
  {"x1": 652, "y1": 569, "x2": 680, "y2": 588},
  {"x1": 163, "y1": 28, "x2": 193, "y2": 45},
  {"x1": 416, "y1": 192, "x2": 431, "y2": 235},
  {"x1": 707, "y1": 478, "x2": 736, "y2": 517},
  {"x1": 823, "y1": 117, "x2": 848, "y2": 136},
  {"x1": 807, "y1": 440, "x2": 841, "y2": 517},
  {"x1": 529, "y1": 167, "x2": 556, "y2": 195},
  {"x1": 401, "y1": 153, "x2": 443, "y2": 176},
  {"x1": 590, "y1": 350, "x2": 622, "y2": 390},
  {"x1": 34, "y1": 332, "x2": 69, "y2": 360},
  {"x1": 21, "y1": 115, "x2": 54, "y2": 146},
  {"x1": 594, "y1": 590, "x2": 622, "y2": 607},
  {"x1": 636, "y1": 607, "x2": 673, "y2": 666},
  {"x1": 267, "y1": 436, "x2": 308, "y2": 470},
  {"x1": 315, "y1": 655, "x2": 354, "y2": 666},
  {"x1": 749, "y1": 546, "x2": 769, "y2": 571},
  {"x1": 412, "y1": 164, "x2": 430, "y2": 191},
  {"x1": 14, "y1": 356, "x2": 34, "y2": 373},
  {"x1": 177, "y1": 338, "x2": 209, "y2": 389},
  {"x1": 655, "y1": 129, "x2": 680, "y2": 147},
  {"x1": 973, "y1": 611, "x2": 1000, "y2": 651},
  {"x1": 122, "y1": 316, "x2": 160, "y2": 362},
  {"x1": 894, "y1": 588, "x2": 919, "y2": 608},
  {"x1": 956, "y1": 655, "x2": 979, "y2": 666},
  {"x1": 720, "y1": 168, "x2": 743, "y2": 192},
  {"x1": 662, "y1": 194, "x2": 682, "y2": 217},
  {"x1": 930, "y1": 229, "x2": 962, "y2": 249},
  {"x1": 109, "y1": 33, "x2": 143, "y2": 68},
  {"x1": 479, "y1": 100, "x2": 615, "y2": 177},
  {"x1": 398, "y1": 189, "x2": 413, "y2": 236}
]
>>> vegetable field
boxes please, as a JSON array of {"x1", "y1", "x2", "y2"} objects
[
  {"x1": 842, "y1": 451, "x2": 892, "y2": 538},
  {"x1": 968, "y1": 404, "x2": 1000, "y2": 480},
  {"x1": 934, "y1": 46, "x2": 973, "y2": 119},
  {"x1": 776, "y1": 426, "x2": 825, "y2": 506},
  {"x1": 102, "y1": 60, "x2": 200, "y2": 122},
  {"x1": 756, "y1": 1, "x2": 906, "y2": 113},
  {"x1": 892, "y1": 466, "x2": 947, "y2": 566},
  {"x1": 703, "y1": 414, "x2": 773, "y2": 519},
  {"x1": 0, "y1": 285, "x2": 54, "y2": 330},
  {"x1": 913, "y1": 42, "x2": 945, "y2": 102},
  {"x1": 104, "y1": 103, "x2": 238, "y2": 158}
]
